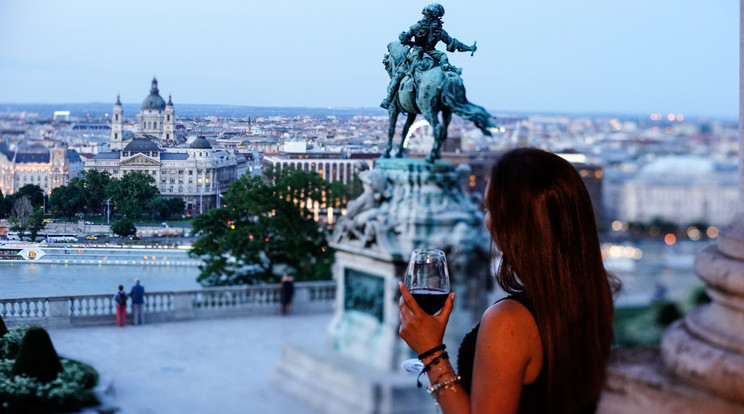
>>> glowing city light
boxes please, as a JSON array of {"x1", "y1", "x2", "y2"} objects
[
  {"x1": 664, "y1": 234, "x2": 677, "y2": 246},
  {"x1": 687, "y1": 227, "x2": 701, "y2": 241},
  {"x1": 611, "y1": 220, "x2": 623, "y2": 231},
  {"x1": 707, "y1": 226, "x2": 719, "y2": 238},
  {"x1": 667, "y1": 113, "x2": 676, "y2": 121}
]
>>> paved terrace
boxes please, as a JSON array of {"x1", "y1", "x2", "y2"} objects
[{"x1": 48, "y1": 313, "x2": 330, "y2": 414}]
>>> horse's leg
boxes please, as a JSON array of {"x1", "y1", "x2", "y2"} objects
[
  {"x1": 384, "y1": 108, "x2": 399, "y2": 158},
  {"x1": 424, "y1": 108, "x2": 442, "y2": 163},
  {"x1": 397, "y1": 113, "x2": 418, "y2": 157},
  {"x1": 440, "y1": 108, "x2": 452, "y2": 154}
]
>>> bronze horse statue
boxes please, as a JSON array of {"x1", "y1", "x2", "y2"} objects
[{"x1": 382, "y1": 41, "x2": 495, "y2": 162}]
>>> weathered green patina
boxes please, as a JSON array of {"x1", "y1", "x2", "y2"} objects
[{"x1": 381, "y1": 3, "x2": 495, "y2": 162}]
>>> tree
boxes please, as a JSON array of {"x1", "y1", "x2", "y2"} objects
[
  {"x1": 15, "y1": 184, "x2": 44, "y2": 208},
  {"x1": 190, "y1": 166, "x2": 334, "y2": 286},
  {"x1": 108, "y1": 171, "x2": 160, "y2": 220},
  {"x1": 48, "y1": 179, "x2": 87, "y2": 219},
  {"x1": 110, "y1": 217, "x2": 137, "y2": 237},
  {"x1": 0, "y1": 189, "x2": 5, "y2": 217},
  {"x1": 9, "y1": 196, "x2": 33, "y2": 240},
  {"x1": 81, "y1": 169, "x2": 111, "y2": 215},
  {"x1": 147, "y1": 197, "x2": 185, "y2": 220},
  {"x1": 26, "y1": 207, "x2": 46, "y2": 242}
]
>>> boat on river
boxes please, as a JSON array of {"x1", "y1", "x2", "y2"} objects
[{"x1": 0, "y1": 241, "x2": 200, "y2": 266}]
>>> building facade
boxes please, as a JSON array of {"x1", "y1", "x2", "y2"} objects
[
  {"x1": 86, "y1": 137, "x2": 238, "y2": 215},
  {"x1": 0, "y1": 142, "x2": 83, "y2": 195},
  {"x1": 614, "y1": 155, "x2": 738, "y2": 226},
  {"x1": 263, "y1": 153, "x2": 375, "y2": 185}
]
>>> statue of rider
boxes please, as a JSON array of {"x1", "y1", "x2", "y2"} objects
[{"x1": 380, "y1": 3, "x2": 478, "y2": 109}]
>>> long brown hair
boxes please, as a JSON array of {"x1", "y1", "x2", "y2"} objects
[{"x1": 486, "y1": 147, "x2": 616, "y2": 413}]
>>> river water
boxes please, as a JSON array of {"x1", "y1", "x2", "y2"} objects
[
  {"x1": 1, "y1": 262, "x2": 203, "y2": 299},
  {"x1": 1, "y1": 239, "x2": 709, "y2": 305}
]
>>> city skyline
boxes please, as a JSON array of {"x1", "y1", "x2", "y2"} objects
[{"x1": 0, "y1": 0, "x2": 737, "y2": 119}]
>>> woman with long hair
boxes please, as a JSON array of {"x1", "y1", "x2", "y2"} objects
[{"x1": 399, "y1": 147, "x2": 618, "y2": 413}]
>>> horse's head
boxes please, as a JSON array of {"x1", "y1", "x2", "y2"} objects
[{"x1": 386, "y1": 41, "x2": 409, "y2": 68}]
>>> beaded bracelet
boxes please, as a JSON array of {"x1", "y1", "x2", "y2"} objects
[
  {"x1": 428, "y1": 375, "x2": 462, "y2": 397},
  {"x1": 417, "y1": 351, "x2": 450, "y2": 388}
]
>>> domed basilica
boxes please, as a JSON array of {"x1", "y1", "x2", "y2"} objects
[{"x1": 85, "y1": 78, "x2": 240, "y2": 215}]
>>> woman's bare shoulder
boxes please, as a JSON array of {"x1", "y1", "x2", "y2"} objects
[
  {"x1": 482, "y1": 297, "x2": 535, "y2": 326},
  {"x1": 477, "y1": 297, "x2": 543, "y2": 383}
]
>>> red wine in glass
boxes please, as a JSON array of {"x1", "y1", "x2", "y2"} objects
[
  {"x1": 405, "y1": 248, "x2": 450, "y2": 315},
  {"x1": 410, "y1": 288, "x2": 449, "y2": 315}
]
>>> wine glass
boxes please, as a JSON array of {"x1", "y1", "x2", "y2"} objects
[
  {"x1": 401, "y1": 248, "x2": 450, "y2": 373},
  {"x1": 405, "y1": 248, "x2": 450, "y2": 315}
]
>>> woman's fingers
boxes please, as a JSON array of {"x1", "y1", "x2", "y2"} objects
[
  {"x1": 398, "y1": 281, "x2": 420, "y2": 314},
  {"x1": 435, "y1": 292, "x2": 456, "y2": 324}
]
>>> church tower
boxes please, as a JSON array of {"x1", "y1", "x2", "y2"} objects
[
  {"x1": 164, "y1": 94, "x2": 175, "y2": 144},
  {"x1": 137, "y1": 77, "x2": 167, "y2": 141},
  {"x1": 110, "y1": 94, "x2": 124, "y2": 151}
]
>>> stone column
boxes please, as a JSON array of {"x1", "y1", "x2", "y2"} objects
[{"x1": 659, "y1": 1, "x2": 744, "y2": 403}]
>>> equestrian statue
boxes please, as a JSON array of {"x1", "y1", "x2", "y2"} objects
[{"x1": 381, "y1": 3, "x2": 495, "y2": 163}]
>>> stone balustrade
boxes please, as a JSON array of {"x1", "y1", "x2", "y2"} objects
[{"x1": 0, "y1": 281, "x2": 336, "y2": 329}]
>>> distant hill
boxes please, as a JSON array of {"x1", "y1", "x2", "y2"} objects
[{"x1": 0, "y1": 103, "x2": 388, "y2": 119}]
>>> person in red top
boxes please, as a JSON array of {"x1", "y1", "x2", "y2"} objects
[{"x1": 113, "y1": 285, "x2": 127, "y2": 327}]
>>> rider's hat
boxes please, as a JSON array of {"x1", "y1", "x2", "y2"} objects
[{"x1": 422, "y1": 3, "x2": 444, "y2": 18}]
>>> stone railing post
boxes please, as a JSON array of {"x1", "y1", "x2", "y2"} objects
[
  {"x1": 47, "y1": 297, "x2": 71, "y2": 328},
  {"x1": 659, "y1": 1, "x2": 744, "y2": 404},
  {"x1": 172, "y1": 292, "x2": 195, "y2": 320}
]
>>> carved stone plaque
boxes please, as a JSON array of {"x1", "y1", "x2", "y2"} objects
[{"x1": 343, "y1": 268, "x2": 384, "y2": 322}]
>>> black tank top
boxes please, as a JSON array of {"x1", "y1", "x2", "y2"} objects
[
  {"x1": 456, "y1": 293, "x2": 548, "y2": 414},
  {"x1": 456, "y1": 293, "x2": 597, "y2": 414}
]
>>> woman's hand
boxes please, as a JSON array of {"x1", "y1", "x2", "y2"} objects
[{"x1": 398, "y1": 281, "x2": 455, "y2": 354}]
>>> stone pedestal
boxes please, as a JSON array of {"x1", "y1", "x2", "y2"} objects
[
  {"x1": 598, "y1": 347, "x2": 744, "y2": 414},
  {"x1": 273, "y1": 158, "x2": 491, "y2": 413},
  {"x1": 660, "y1": 225, "x2": 744, "y2": 404}
]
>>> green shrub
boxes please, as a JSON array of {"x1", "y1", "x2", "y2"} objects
[
  {"x1": 656, "y1": 302, "x2": 682, "y2": 327},
  {"x1": 0, "y1": 315, "x2": 7, "y2": 338},
  {"x1": 0, "y1": 325, "x2": 30, "y2": 360},
  {"x1": 693, "y1": 287, "x2": 711, "y2": 305},
  {"x1": 12, "y1": 326, "x2": 63, "y2": 383},
  {"x1": 0, "y1": 326, "x2": 99, "y2": 413},
  {"x1": 0, "y1": 358, "x2": 100, "y2": 412}
]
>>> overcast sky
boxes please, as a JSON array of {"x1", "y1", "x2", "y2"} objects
[{"x1": 0, "y1": 0, "x2": 737, "y2": 119}]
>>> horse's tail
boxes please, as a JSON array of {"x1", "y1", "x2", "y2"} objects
[{"x1": 441, "y1": 72, "x2": 495, "y2": 136}]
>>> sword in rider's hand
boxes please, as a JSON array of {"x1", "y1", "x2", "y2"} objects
[{"x1": 470, "y1": 41, "x2": 477, "y2": 56}]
